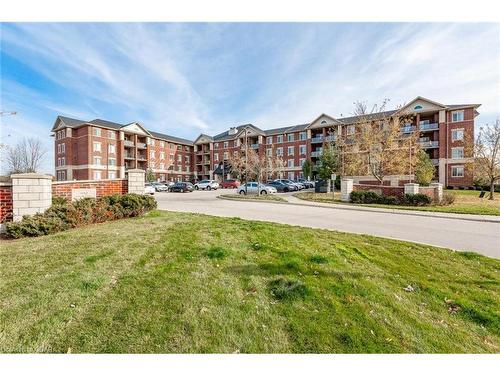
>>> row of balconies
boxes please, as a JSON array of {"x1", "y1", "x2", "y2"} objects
[
  {"x1": 401, "y1": 123, "x2": 439, "y2": 133},
  {"x1": 124, "y1": 140, "x2": 147, "y2": 149}
]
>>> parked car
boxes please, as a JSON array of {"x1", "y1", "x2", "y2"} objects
[
  {"x1": 194, "y1": 180, "x2": 220, "y2": 190},
  {"x1": 266, "y1": 180, "x2": 294, "y2": 193},
  {"x1": 296, "y1": 179, "x2": 315, "y2": 189},
  {"x1": 237, "y1": 182, "x2": 277, "y2": 195},
  {"x1": 169, "y1": 182, "x2": 194, "y2": 193},
  {"x1": 150, "y1": 182, "x2": 169, "y2": 192},
  {"x1": 144, "y1": 183, "x2": 155, "y2": 195},
  {"x1": 221, "y1": 179, "x2": 241, "y2": 189},
  {"x1": 273, "y1": 179, "x2": 300, "y2": 191}
]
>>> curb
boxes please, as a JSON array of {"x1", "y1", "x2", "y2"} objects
[{"x1": 216, "y1": 195, "x2": 500, "y2": 224}]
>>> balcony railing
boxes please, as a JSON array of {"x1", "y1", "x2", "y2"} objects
[
  {"x1": 325, "y1": 135, "x2": 337, "y2": 142},
  {"x1": 311, "y1": 136, "x2": 324, "y2": 144},
  {"x1": 419, "y1": 123, "x2": 439, "y2": 131},
  {"x1": 431, "y1": 159, "x2": 439, "y2": 166},
  {"x1": 250, "y1": 143, "x2": 260, "y2": 149},
  {"x1": 124, "y1": 140, "x2": 134, "y2": 147},
  {"x1": 419, "y1": 140, "x2": 439, "y2": 148},
  {"x1": 137, "y1": 155, "x2": 147, "y2": 161},
  {"x1": 311, "y1": 151, "x2": 323, "y2": 157},
  {"x1": 124, "y1": 154, "x2": 135, "y2": 160},
  {"x1": 400, "y1": 125, "x2": 416, "y2": 133},
  {"x1": 136, "y1": 142, "x2": 147, "y2": 149}
]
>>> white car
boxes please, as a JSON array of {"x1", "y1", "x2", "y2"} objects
[
  {"x1": 194, "y1": 180, "x2": 220, "y2": 190},
  {"x1": 237, "y1": 182, "x2": 277, "y2": 195},
  {"x1": 144, "y1": 183, "x2": 155, "y2": 195}
]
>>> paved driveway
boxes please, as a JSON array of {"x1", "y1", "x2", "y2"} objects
[{"x1": 154, "y1": 190, "x2": 500, "y2": 259}]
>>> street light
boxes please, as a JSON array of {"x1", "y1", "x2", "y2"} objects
[{"x1": 245, "y1": 127, "x2": 248, "y2": 195}]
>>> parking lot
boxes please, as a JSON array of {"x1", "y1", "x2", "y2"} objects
[{"x1": 153, "y1": 188, "x2": 500, "y2": 258}]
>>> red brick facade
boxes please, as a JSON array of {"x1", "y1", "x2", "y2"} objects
[
  {"x1": 0, "y1": 183, "x2": 13, "y2": 223},
  {"x1": 52, "y1": 179, "x2": 128, "y2": 200}
]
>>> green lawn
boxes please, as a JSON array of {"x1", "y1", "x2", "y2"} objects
[
  {"x1": 295, "y1": 190, "x2": 500, "y2": 216},
  {"x1": 219, "y1": 193, "x2": 286, "y2": 202},
  {"x1": 1, "y1": 211, "x2": 499, "y2": 353}
]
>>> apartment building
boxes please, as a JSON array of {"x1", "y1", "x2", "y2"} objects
[
  {"x1": 52, "y1": 97, "x2": 480, "y2": 187},
  {"x1": 52, "y1": 117, "x2": 194, "y2": 182}
]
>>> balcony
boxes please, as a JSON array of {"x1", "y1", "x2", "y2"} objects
[
  {"x1": 419, "y1": 140, "x2": 439, "y2": 148},
  {"x1": 124, "y1": 140, "x2": 134, "y2": 147},
  {"x1": 419, "y1": 123, "x2": 439, "y2": 131},
  {"x1": 124, "y1": 154, "x2": 135, "y2": 160},
  {"x1": 250, "y1": 143, "x2": 260, "y2": 149},
  {"x1": 325, "y1": 135, "x2": 337, "y2": 142},
  {"x1": 311, "y1": 151, "x2": 323, "y2": 157},
  {"x1": 137, "y1": 154, "x2": 147, "y2": 161},
  {"x1": 137, "y1": 142, "x2": 147, "y2": 149},
  {"x1": 311, "y1": 136, "x2": 324, "y2": 144},
  {"x1": 431, "y1": 159, "x2": 439, "y2": 166},
  {"x1": 400, "y1": 125, "x2": 416, "y2": 133}
]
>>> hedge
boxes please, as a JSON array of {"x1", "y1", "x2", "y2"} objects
[
  {"x1": 349, "y1": 190, "x2": 432, "y2": 206},
  {"x1": 5, "y1": 193, "x2": 157, "y2": 239}
]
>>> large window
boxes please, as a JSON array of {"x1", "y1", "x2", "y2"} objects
[
  {"x1": 108, "y1": 158, "x2": 116, "y2": 166},
  {"x1": 276, "y1": 147, "x2": 283, "y2": 156},
  {"x1": 94, "y1": 171, "x2": 102, "y2": 180},
  {"x1": 93, "y1": 127, "x2": 101, "y2": 137},
  {"x1": 108, "y1": 144, "x2": 116, "y2": 154},
  {"x1": 287, "y1": 159, "x2": 294, "y2": 168},
  {"x1": 150, "y1": 150, "x2": 155, "y2": 158},
  {"x1": 451, "y1": 147, "x2": 464, "y2": 159},
  {"x1": 452, "y1": 111, "x2": 464, "y2": 122},
  {"x1": 266, "y1": 148, "x2": 272, "y2": 157},
  {"x1": 299, "y1": 145, "x2": 306, "y2": 155},
  {"x1": 287, "y1": 134, "x2": 294, "y2": 142},
  {"x1": 266, "y1": 137, "x2": 273, "y2": 145},
  {"x1": 108, "y1": 171, "x2": 116, "y2": 179},
  {"x1": 160, "y1": 151, "x2": 165, "y2": 159},
  {"x1": 287, "y1": 146, "x2": 294, "y2": 156},
  {"x1": 93, "y1": 156, "x2": 101, "y2": 165},
  {"x1": 299, "y1": 132, "x2": 307, "y2": 141},
  {"x1": 452, "y1": 129, "x2": 464, "y2": 141},
  {"x1": 451, "y1": 166, "x2": 464, "y2": 177},
  {"x1": 108, "y1": 130, "x2": 116, "y2": 139},
  {"x1": 277, "y1": 135, "x2": 283, "y2": 144},
  {"x1": 93, "y1": 141, "x2": 101, "y2": 152}
]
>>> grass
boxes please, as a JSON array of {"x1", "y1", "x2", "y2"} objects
[
  {"x1": 219, "y1": 193, "x2": 286, "y2": 202},
  {"x1": 0, "y1": 210, "x2": 499, "y2": 353},
  {"x1": 294, "y1": 190, "x2": 500, "y2": 216}
]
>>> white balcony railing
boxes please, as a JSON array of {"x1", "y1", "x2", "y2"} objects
[
  {"x1": 311, "y1": 136, "x2": 324, "y2": 143},
  {"x1": 311, "y1": 151, "x2": 323, "y2": 157},
  {"x1": 419, "y1": 140, "x2": 439, "y2": 148},
  {"x1": 124, "y1": 140, "x2": 134, "y2": 147},
  {"x1": 419, "y1": 123, "x2": 439, "y2": 131},
  {"x1": 400, "y1": 125, "x2": 416, "y2": 133}
]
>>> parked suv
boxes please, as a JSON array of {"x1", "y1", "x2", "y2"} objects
[
  {"x1": 221, "y1": 179, "x2": 241, "y2": 189},
  {"x1": 274, "y1": 179, "x2": 301, "y2": 191},
  {"x1": 296, "y1": 179, "x2": 314, "y2": 189},
  {"x1": 194, "y1": 180, "x2": 220, "y2": 190},
  {"x1": 237, "y1": 182, "x2": 277, "y2": 195},
  {"x1": 150, "y1": 182, "x2": 169, "y2": 192},
  {"x1": 266, "y1": 180, "x2": 294, "y2": 193},
  {"x1": 170, "y1": 182, "x2": 194, "y2": 193}
]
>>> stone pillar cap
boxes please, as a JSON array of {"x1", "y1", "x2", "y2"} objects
[
  {"x1": 126, "y1": 169, "x2": 146, "y2": 173},
  {"x1": 10, "y1": 173, "x2": 53, "y2": 179}
]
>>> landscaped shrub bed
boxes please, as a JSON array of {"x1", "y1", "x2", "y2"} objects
[
  {"x1": 350, "y1": 190, "x2": 432, "y2": 206},
  {"x1": 5, "y1": 194, "x2": 157, "y2": 238}
]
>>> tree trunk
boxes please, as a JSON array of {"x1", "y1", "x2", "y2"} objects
[{"x1": 490, "y1": 180, "x2": 495, "y2": 200}]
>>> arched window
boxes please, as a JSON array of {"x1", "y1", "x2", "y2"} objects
[
  {"x1": 414, "y1": 105, "x2": 423, "y2": 110},
  {"x1": 320, "y1": 120, "x2": 327, "y2": 124}
]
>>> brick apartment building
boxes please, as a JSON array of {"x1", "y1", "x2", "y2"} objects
[{"x1": 52, "y1": 97, "x2": 480, "y2": 187}]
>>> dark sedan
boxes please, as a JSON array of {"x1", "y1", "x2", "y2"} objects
[
  {"x1": 266, "y1": 180, "x2": 296, "y2": 193},
  {"x1": 169, "y1": 182, "x2": 194, "y2": 193}
]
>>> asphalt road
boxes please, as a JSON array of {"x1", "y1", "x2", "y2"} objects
[{"x1": 154, "y1": 189, "x2": 500, "y2": 259}]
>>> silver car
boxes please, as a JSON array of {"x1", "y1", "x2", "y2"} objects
[
  {"x1": 237, "y1": 182, "x2": 277, "y2": 195},
  {"x1": 194, "y1": 180, "x2": 220, "y2": 190}
]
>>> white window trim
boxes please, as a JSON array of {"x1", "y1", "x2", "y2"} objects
[
  {"x1": 451, "y1": 165, "x2": 465, "y2": 177},
  {"x1": 451, "y1": 128, "x2": 464, "y2": 141},
  {"x1": 451, "y1": 147, "x2": 464, "y2": 160},
  {"x1": 451, "y1": 110, "x2": 465, "y2": 122}
]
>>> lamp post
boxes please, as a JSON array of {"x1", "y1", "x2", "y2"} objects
[{"x1": 245, "y1": 128, "x2": 248, "y2": 195}]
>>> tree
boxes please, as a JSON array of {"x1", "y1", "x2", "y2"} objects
[
  {"x1": 340, "y1": 100, "x2": 417, "y2": 184},
  {"x1": 317, "y1": 142, "x2": 340, "y2": 180},
  {"x1": 472, "y1": 120, "x2": 500, "y2": 200},
  {"x1": 414, "y1": 150, "x2": 435, "y2": 185},
  {"x1": 302, "y1": 159, "x2": 312, "y2": 180},
  {"x1": 146, "y1": 168, "x2": 156, "y2": 182},
  {"x1": 227, "y1": 144, "x2": 285, "y2": 183},
  {"x1": 5, "y1": 137, "x2": 46, "y2": 174}
]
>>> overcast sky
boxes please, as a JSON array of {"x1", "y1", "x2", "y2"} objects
[{"x1": 1, "y1": 22, "x2": 499, "y2": 173}]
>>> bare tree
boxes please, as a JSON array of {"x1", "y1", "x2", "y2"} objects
[
  {"x1": 227, "y1": 144, "x2": 285, "y2": 183},
  {"x1": 5, "y1": 138, "x2": 47, "y2": 174},
  {"x1": 339, "y1": 100, "x2": 418, "y2": 184},
  {"x1": 472, "y1": 120, "x2": 500, "y2": 199}
]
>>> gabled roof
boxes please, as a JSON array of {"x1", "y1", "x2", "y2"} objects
[
  {"x1": 212, "y1": 123, "x2": 265, "y2": 141},
  {"x1": 149, "y1": 131, "x2": 193, "y2": 146},
  {"x1": 193, "y1": 133, "x2": 214, "y2": 144},
  {"x1": 337, "y1": 110, "x2": 397, "y2": 125},
  {"x1": 306, "y1": 113, "x2": 343, "y2": 129},
  {"x1": 51, "y1": 115, "x2": 87, "y2": 131},
  {"x1": 88, "y1": 118, "x2": 124, "y2": 130},
  {"x1": 264, "y1": 123, "x2": 309, "y2": 136}
]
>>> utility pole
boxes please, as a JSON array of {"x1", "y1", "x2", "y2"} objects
[{"x1": 245, "y1": 128, "x2": 248, "y2": 195}]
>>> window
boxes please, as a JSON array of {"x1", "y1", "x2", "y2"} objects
[
  {"x1": 170, "y1": 154, "x2": 174, "y2": 161},
  {"x1": 277, "y1": 147, "x2": 283, "y2": 156},
  {"x1": 452, "y1": 111, "x2": 464, "y2": 122},
  {"x1": 287, "y1": 134, "x2": 294, "y2": 142},
  {"x1": 177, "y1": 155, "x2": 182, "y2": 162},
  {"x1": 93, "y1": 127, "x2": 101, "y2": 137},
  {"x1": 93, "y1": 156, "x2": 101, "y2": 165},
  {"x1": 223, "y1": 152, "x2": 228, "y2": 160},
  {"x1": 214, "y1": 153, "x2": 219, "y2": 162},
  {"x1": 61, "y1": 143, "x2": 65, "y2": 153},
  {"x1": 414, "y1": 105, "x2": 423, "y2": 110},
  {"x1": 94, "y1": 171, "x2": 102, "y2": 180},
  {"x1": 160, "y1": 151, "x2": 165, "y2": 160},
  {"x1": 347, "y1": 125, "x2": 355, "y2": 135},
  {"x1": 451, "y1": 166, "x2": 464, "y2": 177},
  {"x1": 214, "y1": 143, "x2": 219, "y2": 150},
  {"x1": 224, "y1": 141, "x2": 228, "y2": 149},
  {"x1": 170, "y1": 144, "x2": 174, "y2": 150},
  {"x1": 185, "y1": 146, "x2": 189, "y2": 152},
  {"x1": 287, "y1": 159, "x2": 294, "y2": 168},
  {"x1": 178, "y1": 165, "x2": 182, "y2": 172},
  {"x1": 57, "y1": 144, "x2": 60, "y2": 154},
  {"x1": 287, "y1": 146, "x2": 294, "y2": 156},
  {"x1": 60, "y1": 157, "x2": 65, "y2": 166},
  {"x1": 108, "y1": 158, "x2": 116, "y2": 166},
  {"x1": 266, "y1": 137, "x2": 272, "y2": 145},
  {"x1": 300, "y1": 158, "x2": 306, "y2": 166},
  {"x1": 287, "y1": 172, "x2": 295, "y2": 180},
  {"x1": 108, "y1": 144, "x2": 116, "y2": 154},
  {"x1": 160, "y1": 163, "x2": 165, "y2": 170},
  {"x1": 108, "y1": 130, "x2": 116, "y2": 139},
  {"x1": 299, "y1": 145, "x2": 306, "y2": 155},
  {"x1": 277, "y1": 135, "x2": 283, "y2": 143},
  {"x1": 108, "y1": 171, "x2": 116, "y2": 179},
  {"x1": 299, "y1": 132, "x2": 307, "y2": 141},
  {"x1": 185, "y1": 155, "x2": 190, "y2": 164},
  {"x1": 266, "y1": 148, "x2": 272, "y2": 157},
  {"x1": 160, "y1": 141, "x2": 164, "y2": 148},
  {"x1": 451, "y1": 147, "x2": 464, "y2": 159},
  {"x1": 150, "y1": 150, "x2": 155, "y2": 158},
  {"x1": 452, "y1": 129, "x2": 464, "y2": 141},
  {"x1": 320, "y1": 120, "x2": 327, "y2": 124},
  {"x1": 93, "y1": 142, "x2": 101, "y2": 152},
  {"x1": 177, "y1": 145, "x2": 182, "y2": 151}
]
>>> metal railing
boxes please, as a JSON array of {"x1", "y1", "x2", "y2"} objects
[
  {"x1": 431, "y1": 159, "x2": 439, "y2": 166},
  {"x1": 325, "y1": 135, "x2": 337, "y2": 142},
  {"x1": 311, "y1": 136, "x2": 324, "y2": 143},
  {"x1": 419, "y1": 123, "x2": 439, "y2": 131},
  {"x1": 400, "y1": 125, "x2": 416, "y2": 133},
  {"x1": 136, "y1": 142, "x2": 147, "y2": 149},
  {"x1": 124, "y1": 140, "x2": 134, "y2": 147},
  {"x1": 311, "y1": 151, "x2": 323, "y2": 157},
  {"x1": 250, "y1": 143, "x2": 260, "y2": 149},
  {"x1": 419, "y1": 140, "x2": 439, "y2": 148}
]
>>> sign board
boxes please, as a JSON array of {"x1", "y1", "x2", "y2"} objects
[{"x1": 72, "y1": 188, "x2": 97, "y2": 201}]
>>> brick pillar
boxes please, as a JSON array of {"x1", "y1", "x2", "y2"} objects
[
  {"x1": 404, "y1": 183, "x2": 419, "y2": 195},
  {"x1": 341, "y1": 178, "x2": 353, "y2": 202},
  {"x1": 430, "y1": 182, "x2": 443, "y2": 203},
  {"x1": 127, "y1": 169, "x2": 145, "y2": 194},
  {"x1": 11, "y1": 173, "x2": 52, "y2": 221}
]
